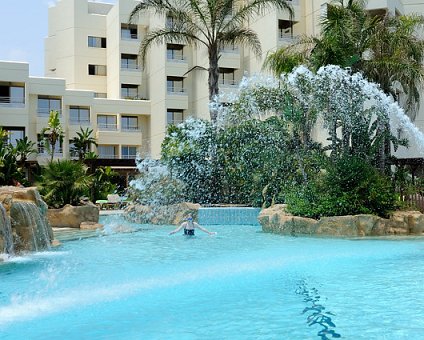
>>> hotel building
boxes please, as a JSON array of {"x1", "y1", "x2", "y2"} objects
[{"x1": 0, "y1": 0, "x2": 423, "y2": 178}]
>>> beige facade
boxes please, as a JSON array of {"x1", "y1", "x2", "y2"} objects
[{"x1": 1, "y1": 0, "x2": 424, "y2": 164}]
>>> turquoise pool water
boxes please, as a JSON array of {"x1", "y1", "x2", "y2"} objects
[{"x1": 1, "y1": 214, "x2": 424, "y2": 339}]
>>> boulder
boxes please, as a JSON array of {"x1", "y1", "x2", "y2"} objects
[{"x1": 48, "y1": 204, "x2": 99, "y2": 228}]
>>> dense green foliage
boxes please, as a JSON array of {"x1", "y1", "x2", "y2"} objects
[
  {"x1": 37, "y1": 159, "x2": 117, "y2": 208},
  {"x1": 89, "y1": 166, "x2": 118, "y2": 202},
  {"x1": 37, "y1": 160, "x2": 92, "y2": 208},
  {"x1": 0, "y1": 130, "x2": 36, "y2": 186},
  {"x1": 285, "y1": 155, "x2": 399, "y2": 218}
]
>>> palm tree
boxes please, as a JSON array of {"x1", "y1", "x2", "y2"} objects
[
  {"x1": 70, "y1": 127, "x2": 98, "y2": 161},
  {"x1": 15, "y1": 136, "x2": 37, "y2": 170},
  {"x1": 40, "y1": 110, "x2": 64, "y2": 162},
  {"x1": 361, "y1": 14, "x2": 424, "y2": 119},
  {"x1": 130, "y1": 0, "x2": 293, "y2": 122}
]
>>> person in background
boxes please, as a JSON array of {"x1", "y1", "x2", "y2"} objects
[{"x1": 169, "y1": 214, "x2": 216, "y2": 236}]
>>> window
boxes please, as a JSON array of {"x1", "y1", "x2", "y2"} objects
[
  {"x1": 97, "y1": 115, "x2": 117, "y2": 130},
  {"x1": 166, "y1": 44, "x2": 184, "y2": 61},
  {"x1": 121, "y1": 116, "x2": 139, "y2": 131},
  {"x1": 121, "y1": 54, "x2": 139, "y2": 70},
  {"x1": 167, "y1": 77, "x2": 185, "y2": 93},
  {"x1": 2, "y1": 127, "x2": 24, "y2": 147},
  {"x1": 69, "y1": 106, "x2": 90, "y2": 124},
  {"x1": 88, "y1": 64, "x2": 107, "y2": 76},
  {"x1": 218, "y1": 68, "x2": 236, "y2": 86},
  {"x1": 98, "y1": 145, "x2": 117, "y2": 159},
  {"x1": 166, "y1": 16, "x2": 175, "y2": 28},
  {"x1": 0, "y1": 83, "x2": 25, "y2": 106},
  {"x1": 88, "y1": 36, "x2": 106, "y2": 48},
  {"x1": 278, "y1": 20, "x2": 293, "y2": 39},
  {"x1": 121, "y1": 146, "x2": 137, "y2": 159},
  {"x1": 37, "y1": 96, "x2": 61, "y2": 116},
  {"x1": 121, "y1": 24, "x2": 138, "y2": 40},
  {"x1": 121, "y1": 84, "x2": 139, "y2": 99},
  {"x1": 167, "y1": 109, "x2": 184, "y2": 125}
]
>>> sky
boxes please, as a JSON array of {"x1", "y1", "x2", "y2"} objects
[{"x1": 0, "y1": 0, "x2": 116, "y2": 77}]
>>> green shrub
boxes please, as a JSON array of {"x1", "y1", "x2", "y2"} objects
[{"x1": 286, "y1": 155, "x2": 399, "y2": 218}]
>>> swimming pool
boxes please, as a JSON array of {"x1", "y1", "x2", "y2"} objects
[{"x1": 1, "y1": 214, "x2": 424, "y2": 339}]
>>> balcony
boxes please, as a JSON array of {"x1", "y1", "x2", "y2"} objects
[{"x1": 0, "y1": 96, "x2": 25, "y2": 108}]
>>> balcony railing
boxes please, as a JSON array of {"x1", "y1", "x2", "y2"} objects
[
  {"x1": 97, "y1": 123, "x2": 118, "y2": 131},
  {"x1": 121, "y1": 62, "x2": 140, "y2": 70},
  {"x1": 37, "y1": 108, "x2": 62, "y2": 117},
  {"x1": 37, "y1": 146, "x2": 63, "y2": 155},
  {"x1": 70, "y1": 119, "x2": 90, "y2": 126},
  {"x1": 121, "y1": 126, "x2": 141, "y2": 132},
  {"x1": 219, "y1": 79, "x2": 239, "y2": 87},
  {"x1": 219, "y1": 46, "x2": 239, "y2": 54},
  {"x1": 121, "y1": 154, "x2": 137, "y2": 159},
  {"x1": 166, "y1": 54, "x2": 186, "y2": 62},
  {"x1": 121, "y1": 32, "x2": 138, "y2": 40},
  {"x1": 167, "y1": 87, "x2": 187, "y2": 95},
  {"x1": 0, "y1": 96, "x2": 25, "y2": 107},
  {"x1": 98, "y1": 154, "x2": 119, "y2": 159}
]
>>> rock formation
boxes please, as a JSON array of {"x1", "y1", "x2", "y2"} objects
[
  {"x1": 47, "y1": 203, "x2": 100, "y2": 228},
  {"x1": 259, "y1": 204, "x2": 424, "y2": 237},
  {"x1": 0, "y1": 186, "x2": 54, "y2": 254}
]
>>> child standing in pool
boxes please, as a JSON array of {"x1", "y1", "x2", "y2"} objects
[{"x1": 169, "y1": 214, "x2": 216, "y2": 236}]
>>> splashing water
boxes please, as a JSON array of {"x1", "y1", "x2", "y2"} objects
[
  {"x1": 215, "y1": 65, "x2": 424, "y2": 155},
  {"x1": 0, "y1": 204, "x2": 14, "y2": 255}
]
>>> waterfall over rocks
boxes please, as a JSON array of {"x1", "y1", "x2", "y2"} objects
[
  {"x1": 0, "y1": 186, "x2": 54, "y2": 255},
  {"x1": 0, "y1": 204, "x2": 14, "y2": 255}
]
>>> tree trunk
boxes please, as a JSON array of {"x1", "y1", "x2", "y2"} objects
[{"x1": 208, "y1": 44, "x2": 220, "y2": 123}]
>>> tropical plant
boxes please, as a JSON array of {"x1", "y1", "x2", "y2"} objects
[
  {"x1": 37, "y1": 160, "x2": 92, "y2": 208},
  {"x1": 40, "y1": 110, "x2": 64, "y2": 162},
  {"x1": 0, "y1": 128, "x2": 26, "y2": 186},
  {"x1": 15, "y1": 136, "x2": 37, "y2": 170},
  {"x1": 130, "y1": 0, "x2": 293, "y2": 122},
  {"x1": 285, "y1": 154, "x2": 399, "y2": 218},
  {"x1": 90, "y1": 166, "x2": 118, "y2": 202},
  {"x1": 70, "y1": 127, "x2": 98, "y2": 161}
]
